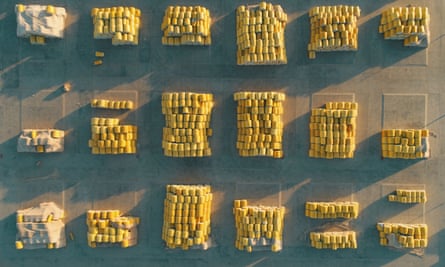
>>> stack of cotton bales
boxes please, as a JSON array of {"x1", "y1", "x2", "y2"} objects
[
  {"x1": 236, "y1": 2, "x2": 288, "y2": 65},
  {"x1": 93, "y1": 51, "x2": 105, "y2": 66},
  {"x1": 29, "y1": 35, "x2": 45, "y2": 45},
  {"x1": 233, "y1": 200, "x2": 285, "y2": 252},
  {"x1": 309, "y1": 102, "x2": 358, "y2": 159},
  {"x1": 86, "y1": 210, "x2": 140, "y2": 248},
  {"x1": 91, "y1": 7, "x2": 141, "y2": 45},
  {"x1": 381, "y1": 129, "x2": 429, "y2": 159},
  {"x1": 161, "y1": 92, "x2": 214, "y2": 157},
  {"x1": 17, "y1": 129, "x2": 64, "y2": 153},
  {"x1": 307, "y1": 5, "x2": 361, "y2": 59},
  {"x1": 379, "y1": 7, "x2": 430, "y2": 47},
  {"x1": 91, "y1": 99, "x2": 134, "y2": 110},
  {"x1": 161, "y1": 6, "x2": 211, "y2": 46},
  {"x1": 388, "y1": 189, "x2": 427, "y2": 203},
  {"x1": 15, "y1": 4, "x2": 67, "y2": 44},
  {"x1": 234, "y1": 92, "x2": 285, "y2": 158},
  {"x1": 305, "y1": 201, "x2": 359, "y2": 219},
  {"x1": 15, "y1": 202, "x2": 66, "y2": 250},
  {"x1": 88, "y1": 117, "x2": 137, "y2": 154},
  {"x1": 310, "y1": 231, "x2": 357, "y2": 250},
  {"x1": 162, "y1": 185, "x2": 213, "y2": 250},
  {"x1": 377, "y1": 223, "x2": 428, "y2": 248}
]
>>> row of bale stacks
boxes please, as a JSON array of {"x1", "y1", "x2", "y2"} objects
[
  {"x1": 308, "y1": 5, "x2": 361, "y2": 59},
  {"x1": 161, "y1": 6, "x2": 211, "y2": 46},
  {"x1": 91, "y1": 99, "x2": 134, "y2": 110},
  {"x1": 88, "y1": 117, "x2": 137, "y2": 154},
  {"x1": 234, "y1": 92, "x2": 285, "y2": 158},
  {"x1": 305, "y1": 201, "x2": 359, "y2": 219},
  {"x1": 388, "y1": 189, "x2": 427, "y2": 204},
  {"x1": 86, "y1": 210, "x2": 140, "y2": 248},
  {"x1": 161, "y1": 92, "x2": 214, "y2": 157},
  {"x1": 17, "y1": 129, "x2": 64, "y2": 153},
  {"x1": 91, "y1": 7, "x2": 141, "y2": 45},
  {"x1": 310, "y1": 231, "x2": 357, "y2": 250},
  {"x1": 377, "y1": 223, "x2": 428, "y2": 248},
  {"x1": 16, "y1": 202, "x2": 66, "y2": 250},
  {"x1": 381, "y1": 129, "x2": 430, "y2": 159},
  {"x1": 233, "y1": 200, "x2": 285, "y2": 252},
  {"x1": 236, "y1": 2, "x2": 288, "y2": 65},
  {"x1": 379, "y1": 7, "x2": 430, "y2": 47},
  {"x1": 162, "y1": 185, "x2": 213, "y2": 250},
  {"x1": 309, "y1": 102, "x2": 358, "y2": 159}
]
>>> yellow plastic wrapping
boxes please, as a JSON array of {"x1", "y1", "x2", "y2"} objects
[
  {"x1": 161, "y1": 93, "x2": 214, "y2": 157},
  {"x1": 309, "y1": 102, "x2": 358, "y2": 159},
  {"x1": 162, "y1": 185, "x2": 212, "y2": 250},
  {"x1": 236, "y1": 2, "x2": 288, "y2": 65},
  {"x1": 234, "y1": 91, "x2": 285, "y2": 158},
  {"x1": 307, "y1": 6, "x2": 360, "y2": 59}
]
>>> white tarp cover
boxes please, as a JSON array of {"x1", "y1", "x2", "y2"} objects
[
  {"x1": 16, "y1": 202, "x2": 66, "y2": 249},
  {"x1": 15, "y1": 4, "x2": 67, "y2": 38},
  {"x1": 17, "y1": 202, "x2": 65, "y2": 222},
  {"x1": 17, "y1": 129, "x2": 64, "y2": 153}
]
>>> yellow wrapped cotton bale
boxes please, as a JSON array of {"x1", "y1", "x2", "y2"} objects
[
  {"x1": 161, "y1": 6, "x2": 211, "y2": 46},
  {"x1": 381, "y1": 129, "x2": 429, "y2": 159},
  {"x1": 309, "y1": 102, "x2": 358, "y2": 159},
  {"x1": 89, "y1": 117, "x2": 137, "y2": 154},
  {"x1": 15, "y1": 241, "x2": 24, "y2": 249},
  {"x1": 46, "y1": 5, "x2": 55, "y2": 15},
  {"x1": 90, "y1": 99, "x2": 134, "y2": 110},
  {"x1": 379, "y1": 7, "x2": 430, "y2": 47},
  {"x1": 305, "y1": 201, "x2": 359, "y2": 219},
  {"x1": 308, "y1": 5, "x2": 360, "y2": 59},
  {"x1": 236, "y1": 2, "x2": 288, "y2": 65},
  {"x1": 162, "y1": 185, "x2": 212, "y2": 250},
  {"x1": 30, "y1": 35, "x2": 46, "y2": 45},
  {"x1": 233, "y1": 199, "x2": 285, "y2": 252},
  {"x1": 16, "y1": 4, "x2": 25, "y2": 13},
  {"x1": 234, "y1": 91, "x2": 285, "y2": 158},
  {"x1": 310, "y1": 231, "x2": 357, "y2": 250},
  {"x1": 161, "y1": 92, "x2": 214, "y2": 157},
  {"x1": 86, "y1": 209, "x2": 139, "y2": 248},
  {"x1": 376, "y1": 222, "x2": 428, "y2": 248},
  {"x1": 91, "y1": 7, "x2": 141, "y2": 45},
  {"x1": 387, "y1": 189, "x2": 427, "y2": 203}
]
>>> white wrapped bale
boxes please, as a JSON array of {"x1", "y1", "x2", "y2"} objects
[{"x1": 15, "y1": 4, "x2": 67, "y2": 38}]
